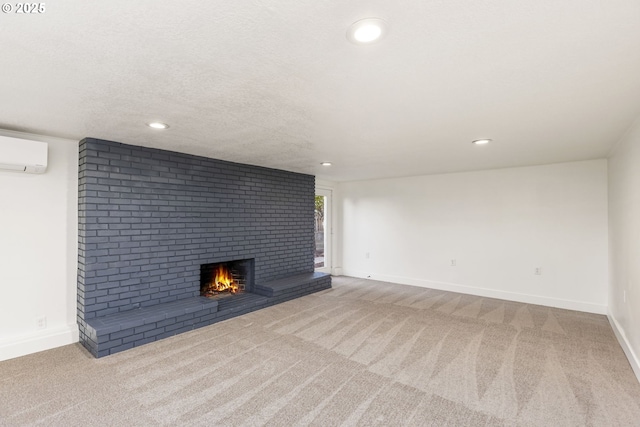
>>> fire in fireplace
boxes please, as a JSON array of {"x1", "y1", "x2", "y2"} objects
[
  {"x1": 200, "y1": 259, "x2": 254, "y2": 298},
  {"x1": 204, "y1": 264, "x2": 240, "y2": 295}
]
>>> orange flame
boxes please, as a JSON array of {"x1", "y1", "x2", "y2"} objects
[{"x1": 208, "y1": 264, "x2": 238, "y2": 294}]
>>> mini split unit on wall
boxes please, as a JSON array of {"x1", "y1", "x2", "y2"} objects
[{"x1": 0, "y1": 135, "x2": 48, "y2": 173}]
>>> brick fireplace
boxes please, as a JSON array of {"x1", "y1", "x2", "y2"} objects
[{"x1": 77, "y1": 138, "x2": 331, "y2": 357}]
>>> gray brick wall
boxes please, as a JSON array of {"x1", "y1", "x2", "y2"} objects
[{"x1": 77, "y1": 138, "x2": 315, "y2": 327}]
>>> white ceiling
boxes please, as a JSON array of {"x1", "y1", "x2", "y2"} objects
[{"x1": 1, "y1": 1, "x2": 640, "y2": 181}]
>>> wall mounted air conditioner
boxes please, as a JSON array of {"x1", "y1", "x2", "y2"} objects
[{"x1": 0, "y1": 135, "x2": 48, "y2": 174}]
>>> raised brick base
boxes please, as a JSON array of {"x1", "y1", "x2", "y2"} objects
[{"x1": 80, "y1": 272, "x2": 331, "y2": 357}]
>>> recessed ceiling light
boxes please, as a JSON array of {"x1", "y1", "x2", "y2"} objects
[
  {"x1": 147, "y1": 122, "x2": 169, "y2": 130},
  {"x1": 347, "y1": 18, "x2": 388, "y2": 44},
  {"x1": 472, "y1": 139, "x2": 492, "y2": 145},
  {"x1": 321, "y1": 162, "x2": 332, "y2": 166}
]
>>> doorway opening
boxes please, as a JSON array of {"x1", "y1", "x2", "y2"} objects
[{"x1": 315, "y1": 188, "x2": 331, "y2": 274}]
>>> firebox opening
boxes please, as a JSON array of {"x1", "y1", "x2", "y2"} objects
[{"x1": 200, "y1": 259, "x2": 254, "y2": 299}]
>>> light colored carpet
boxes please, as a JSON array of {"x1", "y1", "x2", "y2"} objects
[{"x1": 1, "y1": 276, "x2": 639, "y2": 426}]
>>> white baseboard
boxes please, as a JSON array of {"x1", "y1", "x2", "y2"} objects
[
  {"x1": 341, "y1": 270, "x2": 607, "y2": 314},
  {"x1": 607, "y1": 313, "x2": 640, "y2": 384},
  {"x1": 0, "y1": 325, "x2": 79, "y2": 362}
]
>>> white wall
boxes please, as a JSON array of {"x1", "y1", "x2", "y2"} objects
[
  {"x1": 0, "y1": 131, "x2": 79, "y2": 361},
  {"x1": 338, "y1": 160, "x2": 609, "y2": 313},
  {"x1": 608, "y1": 117, "x2": 640, "y2": 380}
]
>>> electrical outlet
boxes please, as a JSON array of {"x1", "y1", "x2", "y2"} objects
[
  {"x1": 534, "y1": 267, "x2": 542, "y2": 275},
  {"x1": 365, "y1": 252, "x2": 370, "y2": 259},
  {"x1": 35, "y1": 316, "x2": 47, "y2": 330},
  {"x1": 450, "y1": 259, "x2": 456, "y2": 267}
]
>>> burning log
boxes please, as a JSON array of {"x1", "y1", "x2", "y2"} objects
[{"x1": 202, "y1": 264, "x2": 240, "y2": 297}]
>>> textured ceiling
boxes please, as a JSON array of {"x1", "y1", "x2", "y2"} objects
[{"x1": 1, "y1": 0, "x2": 640, "y2": 181}]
